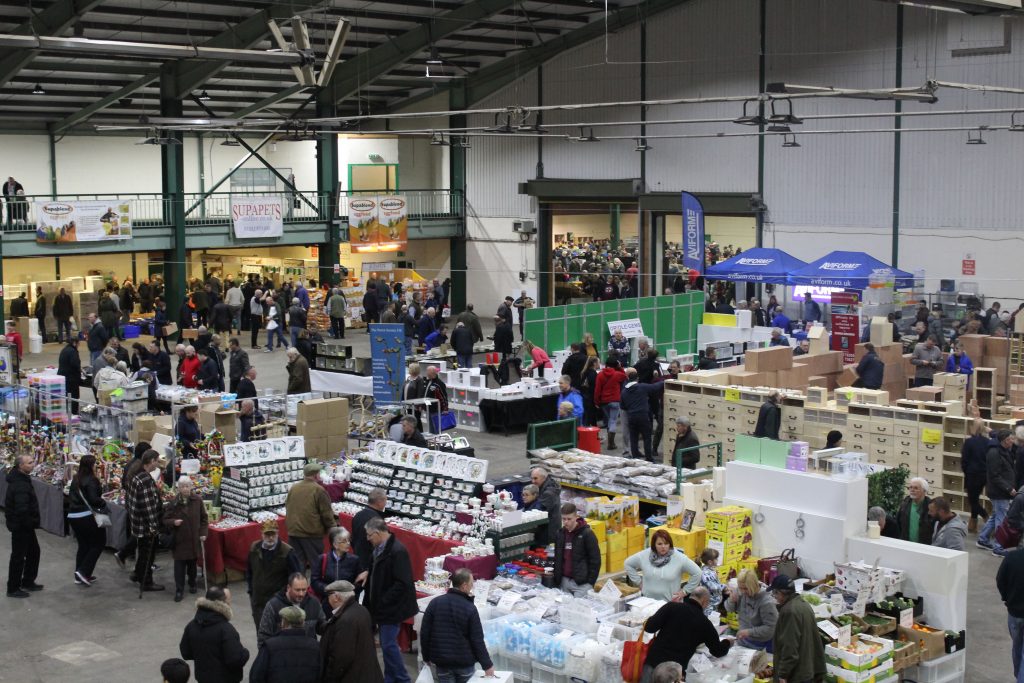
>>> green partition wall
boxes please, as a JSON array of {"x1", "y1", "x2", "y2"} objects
[{"x1": 523, "y1": 291, "x2": 704, "y2": 356}]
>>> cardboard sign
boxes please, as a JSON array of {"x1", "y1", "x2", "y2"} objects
[
  {"x1": 921, "y1": 428, "x2": 942, "y2": 445},
  {"x1": 838, "y1": 624, "x2": 852, "y2": 648},
  {"x1": 607, "y1": 318, "x2": 644, "y2": 339},
  {"x1": 596, "y1": 622, "x2": 615, "y2": 645},
  {"x1": 724, "y1": 388, "x2": 741, "y2": 403},
  {"x1": 830, "y1": 593, "x2": 845, "y2": 616},
  {"x1": 900, "y1": 607, "x2": 914, "y2": 628},
  {"x1": 497, "y1": 592, "x2": 521, "y2": 611},
  {"x1": 818, "y1": 620, "x2": 841, "y2": 640}
]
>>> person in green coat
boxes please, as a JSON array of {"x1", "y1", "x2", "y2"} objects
[{"x1": 770, "y1": 575, "x2": 825, "y2": 683}]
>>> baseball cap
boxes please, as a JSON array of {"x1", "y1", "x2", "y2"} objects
[
  {"x1": 769, "y1": 575, "x2": 795, "y2": 592},
  {"x1": 261, "y1": 519, "x2": 279, "y2": 533}
]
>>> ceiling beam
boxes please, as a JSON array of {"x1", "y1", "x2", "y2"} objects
[
  {"x1": 324, "y1": 0, "x2": 519, "y2": 107},
  {"x1": 0, "y1": 0, "x2": 106, "y2": 89},
  {"x1": 397, "y1": 0, "x2": 678, "y2": 112},
  {"x1": 50, "y1": 73, "x2": 158, "y2": 134}
]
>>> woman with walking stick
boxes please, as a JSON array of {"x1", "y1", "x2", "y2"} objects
[{"x1": 163, "y1": 476, "x2": 209, "y2": 602}]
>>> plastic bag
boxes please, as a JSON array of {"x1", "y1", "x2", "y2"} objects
[{"x1": 414, "y1": 665, "x2": 434, "y2": 683}]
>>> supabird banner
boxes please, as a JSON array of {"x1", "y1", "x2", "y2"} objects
[
  {"x1": 231, "y1": 195, "x2": 284, "y2": 238},
  {"x1": 34, "y1": 200, "x2": 132, "y2": 243}
]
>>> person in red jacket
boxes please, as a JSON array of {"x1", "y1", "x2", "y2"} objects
[
  {"x1": 4, "y1": 321, "x2": 22, "y2": 361},
  {"x1": 594, "y1": 357, "x2": 627, "y2": 451},
  {"x1": 179, "y1": 346, "x2": 201, "y2": 388}
]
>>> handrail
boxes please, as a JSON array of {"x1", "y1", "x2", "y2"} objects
[
  {"x1": 0, "y1": 189, "x2": 464, "y2": 233},
  {"x1": 674, "y1": 442, "x2": 723, "y2": 494}
]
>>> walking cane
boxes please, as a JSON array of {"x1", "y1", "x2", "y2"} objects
[{"x1": 200, "y1": 536, "x2": 209, "y2": 595}]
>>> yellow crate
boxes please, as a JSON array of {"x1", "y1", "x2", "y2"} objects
[
  {"x1": 606, "y1": 531, "x2": 628, "y2": 554},
  {"x1": 588, "y1": 519, "x2": 607, "y2": 540},
  {"x1": 606, "y1": 550, "x2": 627, "y2": 573},
  {"x1": 738, "y1": 556, "x2": 760, "y2": 574},
  {"x1": 625, "y1": 524, "x2": 646, "y2": 546},
  {"x1": 705, "y1": 505, "x2": 752, "y2": 532},
  {"x1": 716, "y1": 563, "x2": 736, "y2": 582},
  {"x1": 723, "y1": 543, "x2": 753, "y2": 564},
  {"x1": 706, "y1": 527, "x2": 753, "y2": 547}
]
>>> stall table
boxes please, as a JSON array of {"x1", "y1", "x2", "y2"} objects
[
  {"x1": 0, "y1": 467, "x2": 66, "y2": 537},
  {"x1": 336, "y1": 511, "x2": 461, "y2": 580},
  {"x1": 442, "y1": 553, "x2": 498, "y2": 580},
  {"x1": 479, "y1": 395, "x2": 558, "y2": 436},
  {"x1": 105, "y1": 500, "x2": 129, "y2": 549}
]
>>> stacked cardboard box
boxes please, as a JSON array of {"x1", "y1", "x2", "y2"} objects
[
  {"x1": 296, "y1": 397, "x2": 349, "y2": 458},
  {"x1": 200, "y1": 404, "x2": 239, "y2": 443},
  {"x1": 983, "y1": 336, "x2": 1009, "y2": 394},
  {"x1": 705, "y1": 505, "x2": 753, "y2": 582},
  {"x1": 793, "y1": 350, "x2": 845, "y2": 390},
  {"x1": 1010, "y1": 375, "x2": 1024, "y2": 405}
]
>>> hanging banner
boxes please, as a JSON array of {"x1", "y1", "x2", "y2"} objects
[
  {"x1": 350, "y1": 195, "x2": 408, "y2": 253},
  {"x1": 830, "y1": 291, "x2": 861, "y2": 365},
  {"x1": 34, "y1": 200, "x2": 132, "y2": 243},
  {"x1": 369, "y1": 323, "x2": 406, "y2": 406},
  {"x1": 681, "y1": 191, "x2": 705, "y2": 275},
  {"x1": 231, "y1": 195, "x2": 284, "y2": 238}
]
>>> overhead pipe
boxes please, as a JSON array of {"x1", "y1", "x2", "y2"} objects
[{"x1": 0, "y1": 34, "x2": 312, "y2": 65}]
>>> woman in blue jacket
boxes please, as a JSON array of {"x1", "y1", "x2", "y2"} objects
[
  {"x1": 946, "y1": 341, "x2": 974, "y2": 388},
  {"x1": 311, "y1": 527, "x2": 361, "y2": 613}
]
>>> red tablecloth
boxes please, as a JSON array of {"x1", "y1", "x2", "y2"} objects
[
  {"x1": 336, "y1": 511, "x2": 461, "y2": 581},
  {"x1": 442, "y1": 553, "x2": 498, "y2": 580},
  {"x1": 319, "y1": 481, "x2": 349, "y2": 502},
  {"x1": 205, "y1": 512, "x2": 462, "y2": 579}
]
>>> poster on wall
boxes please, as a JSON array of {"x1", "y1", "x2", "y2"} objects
[
  {"x1": 0, "y1": 345, "x2": 13, "y2": 384},
  {"x1": 369, "y1": 323, "x2": 405, "y2": 406},
  {"x1": 34, "y1": 200, "x2": 132, "y2": 243},
  {"x1": 350, "y1": 195, "x2": 408, "y2": 253},
  {"x1": 681, "y1": 191, "x2": 705, "y2": 275},
  {"x1": 231, "y1": 195, "x2": 284, "y2": 238},
  {"x1": 830, "y1": 291, "x2": 860, "y2": 365}
]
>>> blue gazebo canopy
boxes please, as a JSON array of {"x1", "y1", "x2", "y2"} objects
[
  {"x1": 705, "y1": 247, "x2": 808, "y2": 284},
  {"x1": 787, "y1": 250, "x2": 914, "y2": 289}
]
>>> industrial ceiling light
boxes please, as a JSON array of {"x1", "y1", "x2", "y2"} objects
[
  {"x1": 767, "y1": 99, "x2": 803, "y2": 125},
  {"x1": 572, "y1": 127, "x2": 599, "y2": 142},
  {"x1": 1011, "y1": 111, "x2": 1024, "y2": 131},
  {"x1": 634, "y1": 138, "x2": 652, "y2": 152},
  {"x1": 32, "y1": 83, "x2": 45, "y2": 95},
  {"x1": 733, "y1": 100, "x2": 765, "y2": 126},
  {"x1": 220, "y1": 136, "x2": 241, "y2": 147},
  {"x1": 966, "y1": 129, "x2": 986, "y2": 145},
  {"x1": 517, "y1": 122, "x2": 549, "y2": 134},
  {"x1": 782, "y1": 133, "x2": 801, "y2": 148},
  {"x1": 426, "y1": 47, "x2": 443, "y2": 65},
  {"x1": 453, "y1": 136, "x2": 471, "y2": 149},
  {"x1": 429, "y1": 132, "x2": 448, "y2": 146},
  {"x1": 197, "y1": 90, "x2": 212, "y2": 101},
  {"x1": 767, "y1": 123, "x2": 791, "y2": 133},
  {"x1": 135, "y1": 130, "x2": 182, "y2": 145},
  {"x1": 484, "y1": 113, "x2": 514, "y2": 134}
]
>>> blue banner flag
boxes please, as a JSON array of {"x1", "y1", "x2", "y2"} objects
[
  {"x1": 369, "y1": 323, "x2": 406, "y2": 407},
  {"x1": 681, "y1": 191, "x2": 705, "y2": 275}
]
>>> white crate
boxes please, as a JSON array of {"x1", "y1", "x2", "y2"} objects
[{"x1": 908, "y1": 650, "x2": 965, "y2": 683}]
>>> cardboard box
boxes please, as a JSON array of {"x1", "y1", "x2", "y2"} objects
[
  {"x1": 304, "y1": 436, "x2": 328, "y2": 459},
  {"x1": 649, "y1": 525, "x2": 706, "y2": 559},
  {"x1": 906, "y1": 386, "x2": 944, "y2": 401},
  {"x1": 778, "y1": 364, "x2": 811, "y2": 388},
  {"x1": 326, "y1": 435, "x2": 349, "y2": 456},
  {"x1": 297, "y1": 419, "x2": 331, "y2": 438},
  {"x1": 882, "y1": 381, "x2": 907, "y2": 401},
  {"x1": 957, "y1": 334, "x2": 986, "y2": 361},
  {"x1": 796, "y1": 351, "x2": 844, "y2": 376},
  {"x1": 181, "y1": 328, "x2": 199, "y2": 340},
  {"x1": 132, "y1": 415, "x2": 157, "y2": 444},
  {"x1": 162, "y1": 322, "x2": 178, "y2": 337},
  {"x1": 806, "y1": 325, "x2": 830, "y2": 355},
  {"x1": 807, "y1": 375, "x2": 829, "y2": 388},
  {"x1": 152, "y1": 414, "x2": 174, "y2": 437},
  {"x1": 97, "y1": 388, "x2": 113, "y2": 406},
  {"x1": 984, "y1": 336, "x2": 1010, "y2": 357},
  {"x1": 837, "y1": 365, "x2": 859, "y2": 388},
  {"x1": 15, "y1": 317, "x2": 31, "y2": 340},
  {"x1": 744, "y1": 346, "x2": 793, "y2": 373},
  {"x1": 870, "y1": 316, "x2": 893, "y2": 345}
]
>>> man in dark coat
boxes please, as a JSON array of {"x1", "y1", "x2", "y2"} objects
[
  {"x1": 641, "y1": 587, "x2": 731, "y2": 678},
  {"x1": 417, "y1": 308, "x2": 438, "y2": 346},
  {"x1": 363, "y1": 517, "x2": 418, "y2": 683},
  {"x1": 246, "y1": 520, "x2": 303, "y2": 629},
  {"x1": 896, "y1": 477, "x2": 935, "y2": 546},
  {"x1": 854, "y1": 343, "x2": 885, "y2": 390},
  {"x1": 450, "y1": 321, "x2": 475, "y2": 369},
  {"x1": 421, "y1": 568, "x2": 494, "y2": 681},
  {"x1": 753, "y1": 390, "x2": 782, "y2": 440},
  {"x1": 319, "y1": 580, "x2": 383, "y2": 683},
  {"x1": 53, "y1": 287, "x2": 73, "y2": 343},
  {"x1": 620, "y1": 368, "x2": 665, "y2": 461},
  {"x1": 86, "y1": 312, "x2": 109, "y2": 362},
  {"x1": 560, "y1": 343, "x2": 589, "y2": 390},
  {"x1": 57, "y1": 335, "x2": 83, "y2": 410},
  {"x1": 530, "y1": 467, "x2": 562, "y2": 544},
  {"x1": 195, "y1": 348, "x2": 220, "y2": 390},
  {"x1": 257, "y1": 573, "x2": 325, "y2": 648},
  {"x1": 552, "y1": 502, "x2": 602, "y2": 596},
  {"x1": 227, "y1": 337, "x2": 249, "y2": 394},
  {"x1": 980, "y1": 429, "x2": 1019, "y2": 552},
  {"x1": 33, "y1": 287, "x2": 47, "y2": 341},
  {"x1": 5, "y1": 454, "x2": 42, "y2": 597},
  {"x1": 352, "y1": 489, "x2": 387, "y2": 574},
  {"x1": 211, "y1": 300, "x2": 232, "y2": 335},
  {"x1": 179, "y1": 586, "x2": 250, "y2": 683},
  {"x1": 672, "y1": 416, "x2": 701, "y2": 468},
  {"x1": 455, "y1": 304, "x2": 484, "y2": 342},
  {"x1": 148, "y1": 339, "x2": 172, "y2": 386},
  {"x1": 375, "y1": 277, "x2": 391, "y2": 314},
  {"x1": 251, "y1": 605, "x2": 320, "y2": 683},
  {"x1": 8, "y1": 292, "x2": 28, "y2": 317},
  {"x1": 361, "y1": 287, "x2": 379, "y2": 326},
  {"x1": 126, "y1": 451, "x2": 164, "y2": 590}
]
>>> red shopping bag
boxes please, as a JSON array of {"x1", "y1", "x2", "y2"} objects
[{"x1": 620, "y1": 626, "x2": 650, "y2": 683}]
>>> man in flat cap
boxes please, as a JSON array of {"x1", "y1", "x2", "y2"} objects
[
  {"x1": 285, "y1": 461, "x2": 337, "y2": 573},
  {"x1": 249, "y1": 605, "x2": 320, "y2": 683},
  {"x1": 246, "y1": 519, "x2": 302, "y2": 629},
  {"x1": 319, "y1": 580, "x2": 383, "y2": 683}
]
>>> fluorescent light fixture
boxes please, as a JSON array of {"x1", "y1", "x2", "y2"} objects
[{"x1": 32, "y1": 83, "x2": 45, "y2": 95}]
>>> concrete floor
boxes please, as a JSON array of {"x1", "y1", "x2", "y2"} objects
[{"x1": 0, "y1": 331, "x2": 1013, "y2": 682}]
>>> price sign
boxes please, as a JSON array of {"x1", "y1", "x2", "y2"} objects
[
  {"x1": 474, "y1": 582, "x2": 490, "y2": 608},
  {"x1": 921, "y1": 428, "x2": 942, "y2": 445},
  {"x1": 596, "y1": 623, "x2": 615, "y2": 645},
  {"x1": 838, "y1": 624, "x2": 852, "y2": 648},
  {"x1": 817, "y1": 620, "x2": 841, "y2": 640},
  {"x1": 598, "y1": 579, "x2": 622, "y2": 604},
  {"x1": 725, "y1": 389, "x2": 741, "y2": 403},
  {"x1": 497, "y1": 592, "x2": 521, "y2": 611},
  {"x1": 900, "y1": 608, "x2": 914, "y2": 628}
]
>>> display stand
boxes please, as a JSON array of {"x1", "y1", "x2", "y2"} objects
[{"x1": 722, "y1": 461, "x2": 868, "y2": 578}]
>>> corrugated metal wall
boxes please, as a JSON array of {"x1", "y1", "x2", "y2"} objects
[{"x1": 644, "y1": 0, "x2": 760, "y2": 193}]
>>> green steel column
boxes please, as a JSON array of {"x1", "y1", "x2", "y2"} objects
[
  {"x1": 48, "y1": 130, "x2": 57, "y2": 198},
  {"x1": 610, "y1": 203, "x2": 621, "y2": 249},
  {"x1": 892, "y1": 5, "x2": 904, "y2": 268},
  {"x1": 316, "y1": 93, "x2": 341, "y2": 286},
  {"x1": 449, "y1": 83, "x2": 468, "y2": 313},
  {"x1": 160, "y1": 67, "x2": 187, "y2": 325},
  {"x1": 755, "y1": 0, "x2": 766, "y2": 249}
]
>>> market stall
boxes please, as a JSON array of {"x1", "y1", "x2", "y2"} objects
[{"x1": 0, "y1": 466, "x2": 65, "y2": 536}]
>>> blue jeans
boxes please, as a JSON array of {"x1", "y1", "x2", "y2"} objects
[
  {"x1": 90, "y1": 349, "x2": 101, "y2": 363},
  {"x1": 1010, "y1": 614, "x2": 1024, "y2": 682},
  {"x1": 602, "y1": 402, "x2": 621, "y2": 433},
  {"x1": 433, "y1": 665, "x2": 476, "y2": 683},
  {"x1": 404, "y1": 337, "x2": 413, "y2": 357},
  {"x1": 980, "y1": 498, "x2": 1011, "y2": 548},
  {"x1": 379, "y1": 623, "x2": 410, "y2": 683},
  {"x1": 457, "y1": 353, "x2": 473, "y2": 369},
  {"x1": 290, "y1": 326, "x2": 302, "y2": 349},
  {"x1": 57, "y1": 320, "x2": 71, "y2": 343}
]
